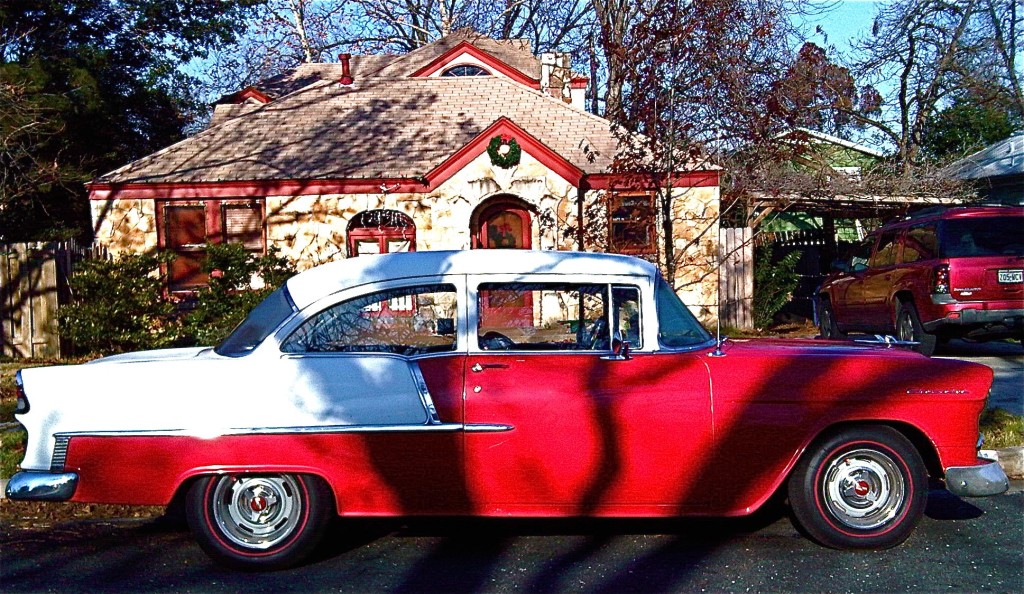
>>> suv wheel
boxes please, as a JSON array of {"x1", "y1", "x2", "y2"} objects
[
  {"x1": 818, "y1": 298, "x2": 846, "y2": 340},
  {"x1": 895, "y1": 300, "x2": 937, "y2": 357}
]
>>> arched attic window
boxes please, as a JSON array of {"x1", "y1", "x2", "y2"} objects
[
  {"x1": 441, "y1": 64, "x2": 490, "y2": 76},
  {"x1": 347, "y1": 209, "x2": 416, "y2": 257}
]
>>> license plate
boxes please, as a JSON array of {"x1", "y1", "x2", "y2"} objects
[{"x1": 998, "y1": 269, "x2": 1023, "y2": 284}]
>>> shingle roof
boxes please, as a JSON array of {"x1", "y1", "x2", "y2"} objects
[
  {"x1": 97, "y1": 76, "x2": 621, "y2": 184},
  {"x1": 237, "y1": 56, "x2": 402, "y2": 100},
  {"x1": 948, "y1": 134, "x2": 1024, "y2": 180}
]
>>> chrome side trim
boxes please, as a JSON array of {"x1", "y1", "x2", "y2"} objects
[
  {"x1": 50, "y1": 435, "x2": 70, "y2": 471},
  {"x1": 53, "y1": 422, "x2": 515, "y2": 438},
  {"x1": 463, "y1": 424, "x2": 515, "y2": 433},
  {"x1": 5, "y1": 470, "x2": 79, "y2": 501},
  {"x1": 409, "y1": 362, "x2": 442, "y2": 425},
  {"x1": 945, "y1": 460, "x2": 1009, "y2": 497}
]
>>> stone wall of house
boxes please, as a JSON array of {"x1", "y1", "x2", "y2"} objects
[
  {"x1": 91, "y1": 198, "x2": 158, "y2": 255},
  {"x1": 671, "y1": 186, "x2": 720, "y2": 323},
  {"x1": 88, "y1": 152, "x2": 719, "y2": 323},
  {"x1": 265, "y1": 150, "x2": 579, "y2": 269}
]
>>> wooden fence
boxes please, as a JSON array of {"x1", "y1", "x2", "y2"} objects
[
  {"x1": 718, "y1": 227, "x2": 754, "y2": 330},
  {"x1": 0, "y1": 241, "x2": 104, "y2": 359}
]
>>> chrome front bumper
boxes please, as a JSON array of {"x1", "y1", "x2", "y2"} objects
[
  {"x1": 5, "y1": 470, "x2": 79, "y2": 501},
  {"x1": 945, "y1": 460, "x2": 1009, "y2": 497}
]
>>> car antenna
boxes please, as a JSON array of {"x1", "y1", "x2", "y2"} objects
[{"x1": 709, "y1": 232, "x2": 727, "y2": 358}]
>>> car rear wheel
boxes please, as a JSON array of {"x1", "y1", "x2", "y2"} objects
[
  {"x1": 895, "y1": 300, "x2": 937, "y2": 356},
  {"x1": 818, "y1": 298, "x2": 846, "y2": 339},
  {"x1": 788, "y1": 427, "x2": 927, "y2": 550},
  {"x1": 186, "y1": 473, "x2": 333, "y2": 570}
]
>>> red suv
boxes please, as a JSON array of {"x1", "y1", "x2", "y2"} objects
[{"x1": 817, "y1": 205, "x2": 1024, "y2": 355}]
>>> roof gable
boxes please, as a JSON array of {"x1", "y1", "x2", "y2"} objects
[{"x1": 408, "y1": 41, "x2": 538, "y2": 87}]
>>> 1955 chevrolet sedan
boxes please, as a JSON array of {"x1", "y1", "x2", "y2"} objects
[{"x1": 7, "y1": 250, "x2": 1009, "y2": 569}]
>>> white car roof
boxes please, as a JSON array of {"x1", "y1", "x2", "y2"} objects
[{"x1": 285, "y1": 250, "x2": 657, "y2": 309}]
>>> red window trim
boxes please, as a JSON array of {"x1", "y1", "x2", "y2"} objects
[{"x1": 155, "y1": 198, "x2": 267, "y2": 292}]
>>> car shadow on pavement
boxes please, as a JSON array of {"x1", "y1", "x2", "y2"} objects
[
  {"x1": 937, "y1": 339, "x2": 1024, "y2": 358},
  {"x1": 925, "y1": 488, "x2": 984, "y2": 520}
]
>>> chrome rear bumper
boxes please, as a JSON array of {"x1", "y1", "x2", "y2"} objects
[
  {"x1": 945, "y1": 460, "x2": 1009, "y2": 497},
  {"x1": 5, "y1": 470, "x2": 78, "y2": 501}
]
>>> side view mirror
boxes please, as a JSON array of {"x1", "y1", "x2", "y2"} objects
[{"x1": 602, "y1": 339, "x2": 633, "y2": 361}]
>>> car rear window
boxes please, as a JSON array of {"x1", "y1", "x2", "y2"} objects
[
  {"x1": 215, "y1": 286, "x2": 297, "y2": 356},
  {"x1": 940, "y1": 217, "x2": 1024, "y2": 257}
]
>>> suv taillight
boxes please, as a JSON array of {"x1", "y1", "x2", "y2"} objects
[{"x1": 932, "y1": 264, "x2": 950, "y2": 294}]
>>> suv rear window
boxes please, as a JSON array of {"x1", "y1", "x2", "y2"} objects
[{"x1": 940, "y1": 217, "x2": 1024, "y2": 257}]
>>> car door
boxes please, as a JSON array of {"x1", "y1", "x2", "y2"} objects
[
  {"x1": 830, "y1": 236, "x2": 875, "y2": 326},
  {"x1": 861, "y1": 229, "x2": 902, "y2": 329},
  {"x1": 274, "y1": 278, "x2": 471, "y2": 514},
  {"x1": 462, "y1": 276, "x2": 714, "y2": 514}
]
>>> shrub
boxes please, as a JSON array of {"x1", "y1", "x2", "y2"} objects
[
  {"x1": 182, "y1": 243, "x2": 294, "y2": 346},
  {"x1": 58, "y1": 252, "x2": 180, "y2": 354},
  {"x1": 753, "y1": 245, "x2": 802, "y2": 330}
]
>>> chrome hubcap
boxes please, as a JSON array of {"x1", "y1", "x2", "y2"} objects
[
  {"x1": 822, "y1": 449, "x2": 905, "y2": 530},
  {"x1": 211, "y1": 475, "x2": 302, "y2": 550}
]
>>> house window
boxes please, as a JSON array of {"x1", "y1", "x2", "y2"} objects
[
  {"x1": 609, "y1": 193, "x2": 656, "y2": 254},
  {"x1": 158, "y1": 199, "x2": 266, "y2": 291},
  {"x1": 347, "y1": 210, "x2": 416, "y2": 257},
  {"x1": 441, "y1": 65, "x2": 489, "y2": 76}
]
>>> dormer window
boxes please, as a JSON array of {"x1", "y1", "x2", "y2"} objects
[{"x1": 442, "y1": 65, "x2": 489, "y2": 77}]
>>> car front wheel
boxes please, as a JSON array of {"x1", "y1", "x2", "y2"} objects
[
  {"x1": 895, "y1": 300, "x2": 937, "y2": 356},
  {"x1": 186, "y1": 473, "x2": 333, "y2": 570},
  {"x1": 788, "y1": 427, "x2": 927, "y2": 550}
]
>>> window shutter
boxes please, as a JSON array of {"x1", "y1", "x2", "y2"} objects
[{"x1": 223, "y1": 203, "x2": 264, "y2": 250}]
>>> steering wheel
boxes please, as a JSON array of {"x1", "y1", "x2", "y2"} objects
[
  {"x1": 480, "y1": 331, "x2": 514, "y2": 351},
  {"x1": 586, "y1": 319, "x2": 608, "y2": 350}
]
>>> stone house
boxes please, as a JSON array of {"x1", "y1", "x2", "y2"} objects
[{"x1": 87, "y1": 30, "x2": 721, "y2": 320}]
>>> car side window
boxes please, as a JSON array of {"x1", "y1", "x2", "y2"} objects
[
  {"x1": 869, "y1": 230, "x2": 900, "y2": 267},
  {"x1": 281, "y1": 284, "x2": 458, "y2": 355},
  {"x1": 476, "y1": 282, "x2": 639, "y2": 351},
  {"x1": 655, "y1": 275, "x2": 712, "y2": 347},
  {"x1": 901, "y1": 224, "x2": 937, "y2": 263},
  {"x1": 848, "y1": 238, "x2": 873, "y2": 271}
]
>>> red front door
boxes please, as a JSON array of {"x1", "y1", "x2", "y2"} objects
[{"x1": 473, "y1": 201, "x2": 533, "y2": 326}]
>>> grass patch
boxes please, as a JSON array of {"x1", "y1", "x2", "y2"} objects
[
  {"x1": 980, "y1": 408, "x2": 1024, "y2": 449},
  {"x1": 1, "y1": 429, "x2": 27, "y2": 478}
]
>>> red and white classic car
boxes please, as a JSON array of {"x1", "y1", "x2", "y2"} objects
[{"x1": 7, "y1": 250, "x2": 1008, "y2": 569}]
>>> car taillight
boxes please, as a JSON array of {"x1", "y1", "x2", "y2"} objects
[
  {"x1": 932, "y1": 264, "x2": 950, "y2": 294},
  {"x1": 14, "y1": 370, "x2": 29, "y2": 414}
]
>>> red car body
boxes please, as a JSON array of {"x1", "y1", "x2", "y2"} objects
[{"x1": 7, "y1": 251, "x2": 1008, "y2": 569}]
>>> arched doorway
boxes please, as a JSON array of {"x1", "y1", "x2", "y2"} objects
[
  {"x1": 471, "y1": 196, "x2": 534, "y2": 326},
  {"x1": 347, "y1": 209, "x2": 415, "y2": 257},
  {"x1": 471, "y1": 196, "x2": 533, "y2": 250}
]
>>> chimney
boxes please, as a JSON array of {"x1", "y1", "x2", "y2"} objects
[{"x1": 339, "y1": 53, "x2": 353, "y2": 85}]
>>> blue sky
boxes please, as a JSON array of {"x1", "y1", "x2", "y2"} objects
[{"x1": 793, "y1": 0, "x2": 881, "y2": 56}]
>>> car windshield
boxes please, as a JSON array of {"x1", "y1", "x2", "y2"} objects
[
  {"x1": 215, "y1": 286, "x2": 297, "y2": 357},
  {"x1": 655, "y1": 275, "x2": 713, "y2": 348},
  {"x1": 940, "y1": 217, "x2": 1024, "y2": 257}
]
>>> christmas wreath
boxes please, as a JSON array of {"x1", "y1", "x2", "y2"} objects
[{"x1": 487, "y1": 134, "x2": 522, "y2": 169}]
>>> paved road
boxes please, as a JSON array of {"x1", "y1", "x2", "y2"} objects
[
  {"x1": 935, "y1": 339, "x2": 1023, "y2": 415},
  {"x1": 1, "y1": 490, "x2": 1021, "y2": 593}
]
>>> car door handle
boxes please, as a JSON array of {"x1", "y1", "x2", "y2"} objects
[{"x1": 471, "y1": 363, "x2": 509, "y2": 372}]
